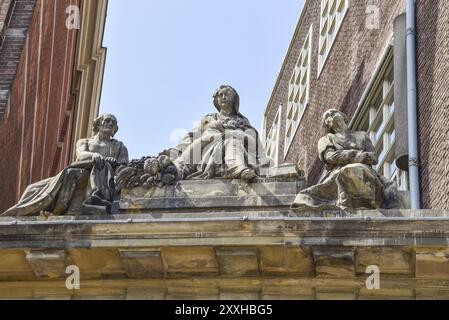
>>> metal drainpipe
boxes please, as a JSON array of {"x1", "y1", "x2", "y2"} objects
[{"x1": 406, "y1": 0, "x2": 421, "y2": 209}]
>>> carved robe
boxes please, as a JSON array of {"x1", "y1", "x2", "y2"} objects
[
  {"x1": 2, "y1": 139, "x2": 128, "y2": 217},
  {"x1": 171, "y1": 113, "x2": 272, "y2": 179},
  {"x1": 292, "y1": 131, "x2": 402, "y2": 211}
]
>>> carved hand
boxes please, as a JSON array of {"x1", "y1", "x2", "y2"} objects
[
  {"x1": 354, "y1": 152, "x2": 378, "y2": 165},
  {"x1": 105, "y1": 157, "x2": 117, "y2": 167},
  {"x1": 362, "y1": 152, "x2": 378, "y2": 165},
  {"x1": 92, "y1": 154, "x2": 105, "y2": 168},
  {"x1": 325, "y1": 149, "x2": 359, "y2": 165}
]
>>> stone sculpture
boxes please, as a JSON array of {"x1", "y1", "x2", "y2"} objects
[
  {"x1": 291, "y1": 109, "x2": 403, "y2": 212},
  {"x1": 116, "y1": 155, "x2": 178, "y2": 191},
  {"x1": 2, "y1": 114, "x2": 129, "y2": 217},
  {"x1": 170, "y1": 85, "x2": 272, "y2": 180},
  {"x1": 116, "y1": 85, "x2": 273, "y2": 189}
]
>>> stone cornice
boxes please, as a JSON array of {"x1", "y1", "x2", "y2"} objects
[
  {"x1": 1, "y1": 210, "x2": 449, "y2": 299},
  {"x1": 0, "y1": 210, "x2": 449, "y2": 249}
]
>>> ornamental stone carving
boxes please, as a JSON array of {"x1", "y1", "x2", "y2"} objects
[{"x1": 116, "y1": 85, "x2": 275, "y2": 190}]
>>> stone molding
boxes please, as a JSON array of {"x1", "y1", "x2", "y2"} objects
[
  {"x1": 70, "y1": 0, "x2": 108, "y2": 161},
  {"x1": 0, "y1": 210, "x2": 449, "y2": 299}
]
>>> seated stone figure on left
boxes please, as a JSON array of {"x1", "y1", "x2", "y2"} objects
[{"x1": 2, "y1": 114, "x2": 129, "y2": 217}]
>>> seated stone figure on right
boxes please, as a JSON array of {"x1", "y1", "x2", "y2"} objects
[{"x1": 292, "y1": 109, "x2": 403, "y2": 212}]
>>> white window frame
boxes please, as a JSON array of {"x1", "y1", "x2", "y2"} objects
[
  {"x1": 264, "y1": 105, "x2": 282, "y2": 167},
  {"x1": 284, "y1": 24, "x2": 313, "y2": 158},
  {"x1": 352, "y1": 51, "x2": 409, "y2": 191},
  {"x1": 318, "y1": 0, "x2": 350, "y2": 77}
]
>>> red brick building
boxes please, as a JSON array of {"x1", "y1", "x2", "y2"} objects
[
  {"x1": 0, "y1": 0, "x2": 108, "y2": 213},
  {"x1": 263, "y1": 0, "x2": 449, "y2": 209}
]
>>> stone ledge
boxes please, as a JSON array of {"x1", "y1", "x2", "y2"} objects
[
  {"x1": 0, "y1": 209, "x2": 448, "y2": 299},
  {"x1": 0, "y1": 210, "x2": 448, "y2": 249}
]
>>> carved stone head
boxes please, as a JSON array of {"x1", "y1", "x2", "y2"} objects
[
  {"x1": 322, "y1": 109, "x2": 348, "y2": 134},
  {"x1": 213, "y1": 85, "x2": 240, "y2": 114},
  {"x1": 92, "y1": 114, "x2": 119, "y2": 137}
]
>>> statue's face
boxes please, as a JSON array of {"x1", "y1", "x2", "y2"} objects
[
  {"x1": 99, "y1": 115, "x2": 117, "y2": 135},
  {"x1": 325, "y1": 111, "x2": 347, "y2": 132},
  {"x1": 217, "y1": 88, "x2": 236, "y2": 113}
]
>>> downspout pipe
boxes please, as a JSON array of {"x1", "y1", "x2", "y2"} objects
[{"x1": 406, "y1": 0, "x2": 421, "y2": 209}]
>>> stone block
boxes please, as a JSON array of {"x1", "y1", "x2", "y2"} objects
[
  {"x1": 162, "y1": 247, "x2": 218, "y2": 276},
  {"x1": 120, "y1": 186, "x2": 175, "y2": 210},
  {"x1": 120, "y1": 178, "x2": 303, "y2": 211},
  {"x1": 166, "y1": 287, "x2": 219, "y2": 300},
  {"x1": 0, "y1": 287, "x2": 34, "y2": 300},
  {"x1": 122, "y1": 195, "x2": 297, "y2": 211},
  {"x1": 126, "y1": 287, "x2": 166, "y2": 300},
  {"x1": 265, "y1": 163, "x2": 303, "y2": 178},
  {"x1": 175, "y1": 180, "x2": 239, "y2": 198},
  {"x1": 356, "y1": 247, "x2": 413, "y2": 274},
  {"x1": 219, "y1": 289, "x2": 260, "y2": 300},
  {"x1": 25, "y1": 250, "x2": 69, "y2": 279},
  {"x1": 358, "y1": 288, "x2": 415, "y2": 300},
  {"x1": 119, "y1": 249, "x2": 165, "y2": 278},
  {"x1": 238, "y1": 181, "x2": 300, "y2": 197},
  {"x1": 0, "y1": 250, "x2": 35, "y2": 280},
  {"x1": 415, "y1": 289, "x2": 449, "y2": 300},
  {"x1": 415, "y1": 249, "x2": 449, "y2": 279},
  {"x1": 70, "y1": 248, "x2": 126, "y2": 279},
  {"x1": 259, "y1": 246, "x2": 314, "y2": 275},
  {"x1": 122, "y1": 185, "x2": 175, "y2": 200},
  {"x1": 216, "y1": 248, "x2": 259, "y2": 276},
  {"x1": 72, "y1": 287, "x2": 127, "y2": 300},
  {"x1": 261, "y1": 287, "x2": 314, "y2": 300},
  {"x1": 313, "y1": 249, "x2": 356, "y2": 278},
  {"x1": 315, "y1": 288, "x2": 357, "y2": 300},
  {"x1": 33, "y1": 288, "x2": 73, "y2": 300}
]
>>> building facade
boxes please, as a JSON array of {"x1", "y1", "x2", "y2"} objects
[
  {"x1": 263, "y1": 0, "x2": 449, "y2": 209},
  {"x1": 1, "y1": 0, "x2": 449, "y2": 301},
  {"x1": 0, "y1": 0, "x2": 107, "y2": 213}
]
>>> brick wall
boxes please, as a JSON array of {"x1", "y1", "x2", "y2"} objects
[
  {"x1": 0, "y1": 0, "x2": 79, "y2": 213},
  {"x1": 0, "y1": 0, "x2": 34, "y2": 117},
  {"x1": 416, "y1": 0, "x2": 449, "y2": 209},
  {"x1": 265, "y1": 0, "x2": 449, "y2": 209},
  {"x1": 0, "y1": 0, "x2": 14, "y2": 48}
]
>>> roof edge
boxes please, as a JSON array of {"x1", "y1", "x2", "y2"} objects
[{"x1": 263, "y1": 0, "x2": 309, "y2": 117}]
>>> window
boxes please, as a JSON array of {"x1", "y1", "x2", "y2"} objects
[
  {"x1": 318, "y1": 0, "x2": 349, "y2": 76},
  {"x1": 285, "y1": 25, "x2": 313, "y2": 157},
  {"x1": 353, "y1": 56, "x2": 409, "y2": 191},
  {"x1": 265, "y1": 105, "x2": 282, "y2": 166}
]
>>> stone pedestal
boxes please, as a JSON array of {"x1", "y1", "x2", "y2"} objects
[{"x1": 120, "y1": 177, "x2": 306, "y2": 213}]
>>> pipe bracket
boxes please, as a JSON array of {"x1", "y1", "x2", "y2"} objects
[
  {"x1": 407, "y1": 27, "x2": 416, "y2": 36},
  {"x1": 409, "y1": 157, "x2": 420, "y2": 168}
]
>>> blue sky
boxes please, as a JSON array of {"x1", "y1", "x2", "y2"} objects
[{"x1": 99, "y1": 0, "x2": 304, "y2": 160}]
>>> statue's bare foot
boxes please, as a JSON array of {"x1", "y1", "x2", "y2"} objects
[{"x1": 241, "y1": 169, "x2": 257, "y2": 180}]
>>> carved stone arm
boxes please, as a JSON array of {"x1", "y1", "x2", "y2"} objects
[
  {"x1": 323, "y1": 148, "x2": 360, "y2": 166},
  {"x1": 360, "y1": 134, "x2": 379, "y2": 165},
  {"x1": 358, "y1": 152, "x2": 378, "y2": 166},
  {"x1": 116, "y1": 144, "x2": 129, "y2": 166},
  {"x1": 75, "y1": 139, "x2": 101, "y2": 162},
  {"x1": 325, "y1": 149, "x2": 378, "y2": 167}
]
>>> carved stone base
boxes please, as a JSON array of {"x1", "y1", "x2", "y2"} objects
[{"x1": 120, "y1": 177, "x2": 306, "y2": 213}]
